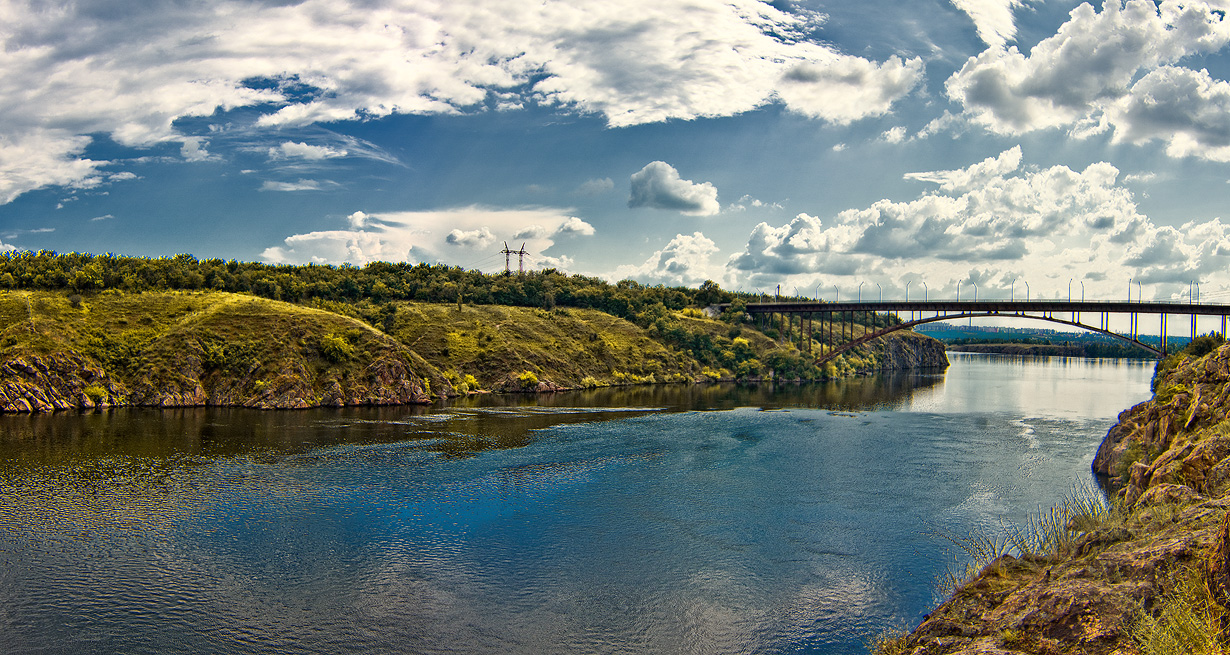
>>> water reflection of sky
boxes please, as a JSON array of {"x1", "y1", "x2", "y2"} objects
[{"x1": 906, "y1": 352, "x2": 1154, "y2": 419}]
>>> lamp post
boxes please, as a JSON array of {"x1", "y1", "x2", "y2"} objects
[
  {"x1": 1080, "y1": 280, "x2": 1084, "y2": 302},
  {"x1": 1025, "y1": 281, "x2": 1030, "y2": 301},
  {"x1": 923, "y1": 281, "x2": 929, "y2": 301},
  {"x1": 905, "y1": 280, "x2": 912, "y2": 302},
  {"x1": 834, "y1": 285, "x2": 839, "y2": 303},
  {"x1": 858, "y1": 281, "x2": 864, "y2": 302},
  {"x1": 970, "y1": 281, "x2": 978, "y2": 326},
  {"x1": 1068, "y1": 278, "x2": 1073, "y2": 302},
  {"x1": 1128, "y1": 278, "x2": 1133, "y2": 302},
  {"x1": 1010, "y1": 278, "x2": 1016, "y2": 301},
  {"x1": 957, "y1": 280, "x2": 962, "y2": 301},
  {"x1": 1137, "y1": 280, "x2": 1142, "y2": 302},
  {"x1": 876, "y1": 282, "x2": 882, "y2": 303}
]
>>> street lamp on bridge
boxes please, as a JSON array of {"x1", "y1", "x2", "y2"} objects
[
  {"x1": 858, "y1": 281, "x2": 864, "y2": 302},
  {"x1": 876, "y1": 282, "x2": 882, "y2": 302},
  {"x1": 1010, "y1": 278, "x2": 1016, "y2": 301},
  {"x1": 905, "y1": 280, "x2": 911, "y2": 302}
]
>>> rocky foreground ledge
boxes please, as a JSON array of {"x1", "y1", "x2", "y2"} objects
[{"x1": 880, "y1": 341, "x2": 1230, "y2": 654}]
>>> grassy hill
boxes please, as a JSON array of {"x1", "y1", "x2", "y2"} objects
[{"x1": 0, "y1": 289, "x2": 946, "y2": 412}]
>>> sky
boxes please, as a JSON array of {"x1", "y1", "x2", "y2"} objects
[{"x1": 6, "y1": 0, "x2": 1230, "y2": 307}]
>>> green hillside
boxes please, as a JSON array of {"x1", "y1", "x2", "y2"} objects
[{"x1": 0, "y1": 288, "x2": 946, "y2": 412}]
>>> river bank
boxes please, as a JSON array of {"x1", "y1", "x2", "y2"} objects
[
  {"x1": 0, "y1": 289, "x2": 947, "y2": 413},
  {"x1": 878, "y1": 340, "x2": 1230, "y2": 654}
]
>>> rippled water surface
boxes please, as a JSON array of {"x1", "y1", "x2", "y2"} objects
[{"x1": 0, "y1": 354, "x2": 1154, "y2": 653}]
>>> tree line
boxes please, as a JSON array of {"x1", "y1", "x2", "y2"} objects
[{"x1": 0, "y1": 251, "x2": 744, "y2": 324}]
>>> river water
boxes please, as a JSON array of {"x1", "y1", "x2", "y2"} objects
[{"x1": 0, "y1": 353, "x2": 1154, "y2": 654}]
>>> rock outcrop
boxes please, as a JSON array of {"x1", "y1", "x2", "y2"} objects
[
  {"x1": 874, "y1": 331, "x2": 950, "y2": 371},
  {"x1": 0, "y1": 351, "x2": 127, "y2": 412},
  {"x1": 886, "y1": 342, "x2": 1230, "y2": 654}
]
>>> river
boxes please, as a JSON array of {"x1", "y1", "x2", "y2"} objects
[{"x1": 0, "y1": 353, "x2": 1155, "y2": 654}]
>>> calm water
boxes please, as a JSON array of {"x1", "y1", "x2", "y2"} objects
[{"x1": 0, "y1": 353, "x2": 1154, "y2": 654}]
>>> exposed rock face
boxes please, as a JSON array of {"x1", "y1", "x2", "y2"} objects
[
  {"x1": 0, "y1": 352, "x2": 126, "y2": 412},
  {"x1": 124, "y1": 341, "x2": 437, "y2": 410},
  {"x1": 875, "y1": 332, "x2": 950, "y2": 371},
  {"x1": 1093, "y1": 343, "x2": 1230, "y2": 504}
]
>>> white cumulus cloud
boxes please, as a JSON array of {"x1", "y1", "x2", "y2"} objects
[
  {"x1": 945, "y1": 0, "x2": 1230, "y2": 162},
  {"x1": 445, "y1": 227, "x2": 496, "y2": 248},
  {"x1": 261, "y1": 206, "x2": 594, "y2": 270},
  {"x1": 950, "y1": 0, "x2": 1027, "y2": 48},
  {"x1": 269, "y1": 141, "x2": 348, "y2": 161},
  {"x1": 628, "y1": 162, "x2": 720, "y2": 216},
  {"x1": 0, "y1": 0, "x2": 922, "y2": 205},
  {"x1": 554, "y1": 217, "x2": 596, "y2": 236},
  {"x1": 725, "y1": 147, "x2": 1230, "y2": 298},
  {"x1": 614, "y1": 232, "x2": 720, "y2": 286}
]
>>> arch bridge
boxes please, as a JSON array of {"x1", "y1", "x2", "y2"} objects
[{"x1": 735, "y1": 300, "x2": 1230, "y2": 364}]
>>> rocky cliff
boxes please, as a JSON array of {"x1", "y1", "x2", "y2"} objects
[
  {"x1": 881, "y1": 341, "x2": 1230, "y2": 654},
  {"x1": 873, "y1": 330, "x2": 950, "y2": 371}
]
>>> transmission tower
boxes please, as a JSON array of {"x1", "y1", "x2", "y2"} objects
[{"x1": 500, "y1": 242, "x2": 531, "y2": 275}]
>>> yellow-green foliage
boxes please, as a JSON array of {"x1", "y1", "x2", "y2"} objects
[
  {"x1": 1157, "y1": 383, "x2": 1190, "y2": 405},
  {"x1": 387, "y1": 302, "x2": 713, "y2": 388},
  {"x1": 1130, "y1": 566, "x2": 1227, "y2": 655},
  {"x1": 82, "y1": 384, "x2": 107, "y2": 403},
  {"x1": 867, "y1": 627, "x2": 911, "y2": 655},
  {"x1": 0, "y1": 290, "x2": 449, "y2": 400},
  {"x1": 318, "y1": 333, "x2": 355, "y2": 363},
  {"x1": 518, "y1": 370, "x2": 539, "y2": 388},
  {"x1": 1115, "y1": 439, "x2": 1160, "y2": 482}
]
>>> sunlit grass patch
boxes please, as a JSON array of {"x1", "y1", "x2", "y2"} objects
[
  {"x1": 1130, "y1": 566, "x2": 1228, "y2": 655},
  {"x1": 934, "y1": 480, "x2": 1123, "y2": 600}
]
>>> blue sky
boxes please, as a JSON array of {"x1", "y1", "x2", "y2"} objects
[{"x1": 5, "y1": 0, "x2": 1230, "y2": 304}]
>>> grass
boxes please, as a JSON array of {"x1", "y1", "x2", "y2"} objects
[
  {"x1": 1130, "y1": 565, "x2": 1228, "y2": 655},
  {"x1": 933, "y1": 480, "x2": 1122, "y2": 601},
  {"x1": 0, "y1": 290, "x2": 450, "y2": 404},
  {"x1": 386, "y1": 302, "x2": 718, "y2": 388}
]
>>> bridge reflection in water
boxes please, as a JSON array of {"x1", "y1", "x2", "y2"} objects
[{"x1": 731, "y1": 300, "x2": 1230, "y2": 363}]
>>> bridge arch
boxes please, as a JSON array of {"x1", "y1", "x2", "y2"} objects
[{"x1": 812, "y1": 311, "x2": 1161, "y2": 365}]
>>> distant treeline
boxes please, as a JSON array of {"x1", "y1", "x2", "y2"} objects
[
  {"x1": 946, "y1": 338, "x2": 1156, "y2": 359},
  {"x1": 0, "y1": 250, "x2": 742, "y2": 323}
]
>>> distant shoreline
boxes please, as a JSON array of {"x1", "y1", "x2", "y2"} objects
[{"x1": 946, "y1": 342, "x2": 1157, "y2": 359}]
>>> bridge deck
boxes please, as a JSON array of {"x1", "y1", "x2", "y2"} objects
[{"x1": 741, "y1": 300, "x2": 1230, "y2": 316}]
